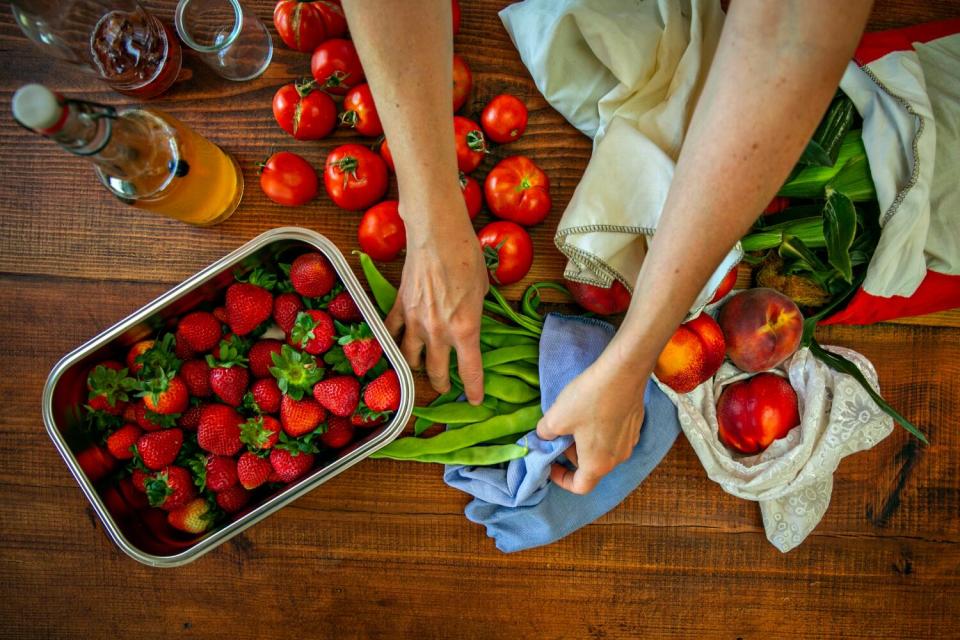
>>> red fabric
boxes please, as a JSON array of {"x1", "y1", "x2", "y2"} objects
[
  {"x1": 822, "y1": 271, "x2": 960, "y2": 325},
  {"x1": 855, "y1": 18, "x2": 960, "y2": 65}
]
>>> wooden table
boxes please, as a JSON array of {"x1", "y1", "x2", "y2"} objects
[{"x1": 1, "y1": 1, "x2": 958, "y2": 637}]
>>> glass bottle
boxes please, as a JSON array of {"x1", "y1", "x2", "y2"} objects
[
  {"x1": 12, "y1": 84, "x2": 243, "y2": 226},
  {"x1": 10, "y1": 0, "x2": 182, "y2": 99}
]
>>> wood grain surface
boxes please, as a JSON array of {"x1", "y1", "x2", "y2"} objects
[{"x1": 1, "y1": 1, "x2": 958, "y2": 638}]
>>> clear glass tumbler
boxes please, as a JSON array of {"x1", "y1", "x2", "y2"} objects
[{"x1": 175, "y1": 0, "x2": 273, "y2": 81}]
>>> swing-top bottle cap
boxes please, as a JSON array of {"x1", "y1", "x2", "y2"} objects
[{"x1": 12, "y1": 84, "x2": 63, "y2": 131}]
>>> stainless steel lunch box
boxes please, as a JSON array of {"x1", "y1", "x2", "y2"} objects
[{"x1": 42, "y1": 227, "x2": 414, "y2": 567}]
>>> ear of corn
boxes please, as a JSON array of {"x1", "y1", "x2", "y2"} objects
[{"x1": 778, "y1": 129, "x2": 875, "y2": 201}]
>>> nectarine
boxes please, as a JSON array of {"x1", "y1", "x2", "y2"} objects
[
  {"x1": 718, "y1": 288, "x2": 803, "y2": 372},
  {"x1": 654, "y1": 313, "x2": 725, "y2": 393},
  {"x1": 716, "y1": 373, "x2": 800, "y2": 454},
  {"x1": 709, "y1": 263, "x2": 739, "y2": 304},
  {"x1": 566, "y1": 279, "x2": 631, "y2": 315}
]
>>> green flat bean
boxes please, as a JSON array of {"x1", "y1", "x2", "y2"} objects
[
  {"x1": 452, "y1": 370, "x2": 540, "y2": 404},
  {"x1": 413, "y1": 385, "x2": 463, "y2": 435},
  {"x1": 354, "y1": 251, "x2": 397, "y2": 315},
  {"x1": 370, "y1": 443, "x2": 528, "y2": 465},
  {"x1": 489, "y1": 361, "x2": 540, "y2": 387},
  {"x1": 412, "y1": 402, "x2": 495, "y2": 425},
  {"x1": 481, "y1": 344, "x2": 540, "y2": 369}
]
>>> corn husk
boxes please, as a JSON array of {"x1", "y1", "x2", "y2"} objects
[{"x1": 778, "y1": 130, "x2": 876, "y2": 201}]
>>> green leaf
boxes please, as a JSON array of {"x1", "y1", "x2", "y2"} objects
[
  {"x1": 822, "y1": 189, "x2": 857, "y2": 283},
  {"x1": 798, "y1": 139, "x2": 833, "y2": 167}
]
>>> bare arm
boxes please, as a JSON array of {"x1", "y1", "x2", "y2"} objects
[
  {"x1": 342, "y1": 1, "x2": 487, "y2": 404},
  {"x1": 538, "y1": 0, "x2": 874, "y2": 493}
]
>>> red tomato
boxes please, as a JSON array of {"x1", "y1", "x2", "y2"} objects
[
  {"x1": 452, "y1": 54, "x2": 472, "y2": 112},
  {"x1": 477, "y1": 221, "x2": 533, "y2": 285},
  {"x1": 763, "y1": 196, "x2": 790, "y2": 215},
  {"x1": 378, "y1": 138, "x2": 395, "y2": 173},
  {"x1": 340, "y1": 83, "x2": 382, "y2": 137},
  {"x1": 324, "y1": 144, "x2": 388, "y2": 211},
  {"x1": 273, "y1": 0, "x2": 347, "y2": 52},
  {"x1": 709, "y1": 263, "x2": 739, "y2": 304},
  {"x1": 311, "y1": 38, "x2": 365, "y2": 95},
  {"x1": 358, "y1": 200, "x2": 406, "y2": 261},
  {"x1": 565, "y1": 279, "x2": 632, "y2": 315},
  {"x1": 460, "y1": 172, "x2": 482, "y2": 220},
  {"x1": 454, "y1": 116, "x2": 487, "y2": 174},
  {"x1": 272, "y1": 80, "x2": 337, "y2": 140},
  {"x1": 484, "y1": 156, "x2": 551, "y2": 226},
  {"x1": 481, "y1": 94, "x2": 528, "y2": 144},
  {"x1": 452, "y1": 0, "x2": 461, "y2": 35},
  {"x1": 259, "y1": 151, "x2": 318, "y2": 207}
]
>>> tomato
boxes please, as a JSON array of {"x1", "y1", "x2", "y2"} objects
[
  {"x1": 484, "y1": 156, "x2": 551, "y2": 226},
  {"x1": 452, "y1": 54, "x2": 472, "y2": 112},
  {"x1": 762, "y1": 196, "x2": 790, "y2": 215},
  {"x1": 379, "y1": 138, "x2": 395, "y2": 173},
  {"x1": 324, "y1": 144, "x2": 388, "y2": 211},
  {"x1": 459, "y1": 172, "x2": 482, "y2": 220},
  {"x1": 340, "y1": 83, "x2": 382, "y2": 137},
  {"x1": 273, "y1": 0, "x2": 347, "y2": 52},
  {"x1": 477, "y1": 221, "x2": 533, "y2": 285},
  {"x1": 358, "y1": 200, "x2": 406, "y2": 261},
  {"x1": 709, "y1": 263, "x2": 739, "y2": 304},
  {"x1": 259, "y1": 151, "x2": 318, "y2": 207},
  {"x1": 481, "y1": 94, "x2": 528, "y2": 144},
  {"x1": 565, "y1": 279, "x2": 631, "y2": 315},
  {"x1": 272, "y1": 79, "x2": 337, "y2": 140},
  {"x1": 454, "y1": 116, "x2": 487, "y2": 174},
  {"x1": 311, "y1": 38, "x2": 365, "y2": 95},
  {"x1": 452, "y1": 0, "x2": 461, "y2": 35}
]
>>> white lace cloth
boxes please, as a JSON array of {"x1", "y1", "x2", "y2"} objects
[{"x1": 659, "y1": 346, "x2": 893, "y2": 552}]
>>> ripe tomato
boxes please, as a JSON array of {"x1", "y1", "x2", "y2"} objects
[
  {"x1": 452, "y1": 54, "x2": 472, "y2": 112},
  {"x1": 358, "y1": 200, "x2": 406, "y2": 261},
  {"x1": 454, "y1": 116, "x2": 487, "y2": 174},
  {"x1": 459, "y1": 172, "x2": 481, "y2": 220},
  {"x1": 452, "y1": 0, "x2": 461, "y2": 35},
  {"x1": 565, "y1": 279, "x2": 631, "y2": 315},
  {"x1": 477, "y1": 221, "x2": 533, "y2": 285},
  {"x1": 259, "y1": 151, "x2": 318, "y2": 207},
  {"x1": 762, "y1": 196, "x2": 790, "y2": 215},
  {"x1": 379, "y1": 138, "x2": 395, "y2": 173},
  {"x1": 340, "y1": 83, "x2": 382, "y2": 137},
  {"x1": 273, "y1": 0, "x2": 347, "y2": 52},
  {"x1": 484, "y1": 156, "x2": 551, "y2": 226},
  {"x1": 272, "y1": 79, "x2": 337, "y2": 140},
  {"x1": 311, "y1": 38, "x2": 365, "y2": 95},
  {"x1": 481, "y1": 94, "x2": 528, "y2": 144},
  {"x1": 324, "y1": 144, "x2": 388, "y2": 211}
]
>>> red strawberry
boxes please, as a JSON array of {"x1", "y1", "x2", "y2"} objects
[
  {"x1": 312, "y1": 376, "x2": 360, "y2": 417},
  {"x1": 174, "y1": 329, "x2": 195, "y2": 359},
  {"x1": 178, "y1": 403, "x2": 204, "y2": 430},
  {"x1": 351, "y1": 412, "x2": 386, "y2": 428},
  {"x1": 125, "y1": 339, "x2": 154, "y2": 374},
  {"x1": 75, "y1": 444, "x2": 117, "y2": 482},
  {"x1": 180, "y1": 359, "x2": 212, "y2": 398},
  {"x1": 249, "y1": 339, "x2": 284, "y2": 378},
  {"x1": 363, "y1": 369, "x2": 401, "y2": 413},
  {"x1": 197, "y1": 404, "x2": 243, "y2": 456},
  {"x1": 142, "y1": 375, "x2": 190, "y2": 415},
  {"x1": 117, "y1": 476, "x2": 149, "y2": 510},
  {"x1": 131, "y1": 468, "x2": 151, "y2": 492},
  {"x1": 105, "y1": 424, "x2": 142, "y2": 460},
  {"x1": 177, "y1": 311, "x2": 222, "y2": 353},
  {"x1": 290, "y1": 252, "x2": 336, "y2": 298},
  {"x1": 248, "y1": 378, "x2": 282, "y2": 414},
  {"x1": 269, "y1": 448, "x2": 315, "y2": 483},
  {"x1": 209, "y1": 366, "x2": 250, "y2": 407},
  {"x1": 272, "y1": 293, "x2": 304, "y2": 335},
  {"x1": 339, "y1": 323, "x2": 383, "y2": 377},
  {"x1": 225, "y1": 282, "x2": 273, "y2": 336},
  {"x1": 167, "y1": 498, "x2": 213, "y2": 534},
  {"x1": 144, "y1": 465, "x2": 196, "y2": 511},
  {"x1": 320, "y1": 415, "x2": 355, "y2": 449},
  {"x1": 280, "y1": 395, "x2": 325, "y2": 437},
  {"x1": 136, "y1": 429, "x2": 183, "y2": 470},
  {"x1": 213, "y1": 306, "x2": 229, "y2": 323},
  {"x1": 240, "y1": 415, "x2": 281, "y2": 451},
  {"x1": 215, "y1": 485, "x2": 251, "y2": 514},
  {"x1": 237, "y1": 452, "x2": 272, "y2": 489},
  {"x1": 268, "y1": 345, "x2": 323, "y2": 400},
  {"x1": 326, "y1": 290, "x2": 363, "y2": 322},
  {"x1": 133, "y1": 400, "x2": 175, "y2": 431},
  {"x1": 86, "y1": 361, "x2": 132, "y2": 415},
  {"x1": 205, "y1": 455, "x2": 239, "y2": 492},
  {"x1": 289, "y1": 310, "x2": 335, "y2": 355}
]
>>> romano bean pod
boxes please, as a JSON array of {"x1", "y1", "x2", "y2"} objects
[
  {"x1": 354, "y1": 250, "x2": 397, "y2": 315},
  {"x1": 371, "y1": 443, "x2": 528, "y2": 465},
  {"x1": 481, "y1": 344, "x2": 539, "y2": 369},
  {"x1": 412, "y1": 402, "x2": 496, "y2": 425},
  {"x1": 488, "y1": 361, "x2": 539, "y2": 387}
]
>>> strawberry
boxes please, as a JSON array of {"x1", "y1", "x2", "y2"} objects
[
  {"x1": 225, "y1": 282, "x2": 273, "y2": 336},
  {"x1": 136, "y1": 428, "x2": 184, "y2": 470},
  {"x1": 326, "y1": 290, "x2": 363, "y2": 322},
  {"x1": 338, "y1": 322, "x2": 383, "y2": 377},
  {"x1": 141, "y1": 374, "x2": 189, "y2": 415},
  {"x1": 269, "y1": 448, "x2": 315, "y2": 483},
  {"x1": 177, "y1": 311, "x2": 223, "y2": 353},
  {"x1": 178, "y1": 402, "x2": 204, "y2": 430},
  {"x1": 144, "y1": 465, "x2": 197, "y2": 511},
  {"x1": 180, "y1": 359, "x2": 212, "y2": 398},
  {"x1": 75, "y1": 444, "x2": 117, "y2": 482},
  {"x1": 105, "y1": 423, "x2": 141, "y2": 460},
  {"x1": 167, "y1": 497, "x2": 213, "y2": 534},
  {"x1": 280, "y1": 395, "x2": 325, "y2": 437},
  {"x1": 205, "y1": 455, "x2": 238, "y2": 492},
  {"x1": 249, "y1": 339, "x2": 284, "y2": 378},
  {"x1": 125, "y1": 339, "x2": 154, "y2": 374},
  {"x1": 272, "y1": 292, "x2": 304, "y2": 335},
  {"x1": 215, "y1": 485, "x2": 251, "y2": 514},
  {"x1": 117, "y1": 476, "x2": 149, "y2": 510},
  {"x1": 240, "y1": 415, "x2": 281, "y2": 451},
  {"x1": 363, "y1": 369, "x2": 401, "y2": 413},
  {"x1": 132, "y1": 334, "x2": 181, "y2": 381},
  {"x1": 197, "y1": 404, "x2": 243, "y2": 456},
  {"x1": 312, "y1": 376, "x2": 360, "y2": 417},
  {"x1": 212, "y1": 306, "x2": 229, "y2": 323},
  {"x1": 131, "y1": 468, "x2": 151, "y2": 492},
  {"x1": 247, "y1": 378, "x2": 282, "y2": 414},
  {"x1": 132, "y1": 400, "x2": 176, "y2": 431},
  {"x1": 86, "y1": 361, "x2": 134, "y2": 415},
  {"x1": 289, "y1": 310, "x2": 335, "y2": 355},
  {"x1": 351, "y1": 412, "x2": 386, "y2": 428},
  {"x1": 209, "y1": 366, "x2": 250, "y2": 407},
  {"x1": 237, "y1": 451, "x2": 272, "y2": 489},
  {"x1": 320, "y1": 415, "x2": 355, "y2": 449},
  {"x1": 290, "y1": 252, "x2": 336, "y2": 298},
  {"x1": 269, "y1": 344, "x2": 323, "y2": 400},
  {"x1": 174, "y1": 329, "x2": 195, "y2": 360}
]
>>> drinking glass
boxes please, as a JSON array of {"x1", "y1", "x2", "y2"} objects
[{"x1": 175, "y1": 0, "x2": 273, "y2": 81}]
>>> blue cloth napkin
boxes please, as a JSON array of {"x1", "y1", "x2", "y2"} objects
[{"x1": 443, "y1": 313, "x2": 681, "y2": 552}]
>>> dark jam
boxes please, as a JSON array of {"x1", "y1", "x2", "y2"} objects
[{"x1": 90, "y1": 11, "x2": 182, "y2": 99}]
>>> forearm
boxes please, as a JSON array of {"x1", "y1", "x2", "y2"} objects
[{"x1": 602, "y1": 0, "x2": 872, "y2": 376}]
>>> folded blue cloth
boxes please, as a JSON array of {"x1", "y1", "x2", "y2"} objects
[{"x1": 443, "y1": 313, "x2": 681, "y2": 552}]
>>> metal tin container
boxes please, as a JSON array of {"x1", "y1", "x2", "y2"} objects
[{"x1": 42, "y1": 227, "x2": 413, "y2": 567}]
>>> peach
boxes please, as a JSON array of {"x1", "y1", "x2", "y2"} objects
[
  {"x1": 718, "y1": 288, "x2": 803, "y2": 373},
  {"x1": 709, "y1": 263, "x2": 739, "y2": 304},
  {"x1": 654, "y1": 313, "x2": 725, "y2": 393},
  {"x1": 717, "y1": 373, "x2": 800, "y2": 454},
  {"x1": 565, "y1": 278, "x2": 631, "y2": 315}
]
